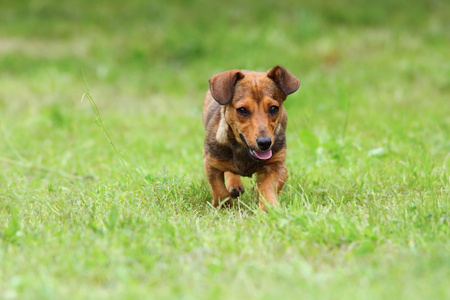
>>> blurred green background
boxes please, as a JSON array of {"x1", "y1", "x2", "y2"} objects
[
  {"x1": 2, "y1": 0, "x2": 448, "y2": 100},
  {"x1": 1, "y1": 0, "x2": 449, "y2": 179},
  {"x1": 1, "y1": 0, "x2": 448, "y2": 167}
]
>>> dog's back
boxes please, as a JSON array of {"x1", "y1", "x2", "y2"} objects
[{"x1": 202, "y1": 90, "x2": 220, "y2": 129}]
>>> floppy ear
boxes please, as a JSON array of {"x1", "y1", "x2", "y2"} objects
[
  {"x1": 267, "y1": 65, "x2": 300, "y2": 95},
  {"x1": 209, "y1": 70, "x2": 244, "y2": 105}
]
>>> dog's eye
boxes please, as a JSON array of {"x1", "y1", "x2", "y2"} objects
[
  {"x1": 269, "y1": 106, "x2": 279, "y2": 115},
  {"x1": 236, "y1": 107, "x2": 250, "y2": 116}
]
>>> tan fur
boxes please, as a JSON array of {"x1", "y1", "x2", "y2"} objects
[
  {"x1": 215, "y1": 107, "x2": 228, "y2": 144},
  {"x1": 202, "y1": 65, "x2": 300, "y2": 210}
]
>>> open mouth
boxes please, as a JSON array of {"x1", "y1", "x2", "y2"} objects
[
  {"x1": 239, "y1": 133, "x2": 273, "y2": 161},
  {"x1": 249, "y1": 149, "x2": 273, "y2": 160}
]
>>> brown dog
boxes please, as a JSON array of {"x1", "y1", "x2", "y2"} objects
[{"x1": 202, "y1": 65, "x2": 300, "y2": 210}]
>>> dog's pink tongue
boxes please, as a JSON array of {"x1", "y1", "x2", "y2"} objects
[{"x1": 254, "y1": 150, "x2": 272, "y2": 160}]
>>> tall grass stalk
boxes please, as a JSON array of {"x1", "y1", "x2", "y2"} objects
[{"x1": 81, "y1": 71, "x2": 136, "y2": 184}]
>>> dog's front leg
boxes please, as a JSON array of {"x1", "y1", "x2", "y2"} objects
[
  {"x1": 204, "y1": 160, "x2": 232, "y2": 207},
  {"x1": 225, "y1": 172, "x2": 245, "y2": 198},
  {"x1": 256, "y1": 163, "x2": 287, "y2": 211}
]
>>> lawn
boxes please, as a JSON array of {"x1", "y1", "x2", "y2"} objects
[{"x1": 0, "y1": 0, "x2": 449, "y2": 299}]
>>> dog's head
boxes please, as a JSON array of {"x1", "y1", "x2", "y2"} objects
[{"x1": 209, "y1": 65, "x2": 300, "y2": 161}]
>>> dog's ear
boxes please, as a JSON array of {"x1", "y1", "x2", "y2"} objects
[
  {"x1": 209, "y1": 70, "x2": 244, "y2": 105},
  {"x1": 267, "y1": 65, "x2": 300, "y2": 95}
]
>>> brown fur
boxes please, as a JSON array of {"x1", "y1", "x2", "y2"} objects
[{"x1": 202, "y1": 65, "x2": 300, "y2": 210}]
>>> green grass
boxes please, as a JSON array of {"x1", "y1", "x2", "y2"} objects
[{"x1": 1, "y1": 0, "x2": 449, "y2": 299}]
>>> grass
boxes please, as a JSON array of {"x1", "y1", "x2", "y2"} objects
[{"x1": 0, "y1": 0, "x2": 449, "y2": 299}]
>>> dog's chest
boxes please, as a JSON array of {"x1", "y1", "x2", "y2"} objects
[{"x1": 231, "y1": 148, "x2": 261, "y2": 177}]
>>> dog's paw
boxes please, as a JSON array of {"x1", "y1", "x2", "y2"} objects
[{"x1": 229, "y1": 185, "x2": 245, "y2": 198}]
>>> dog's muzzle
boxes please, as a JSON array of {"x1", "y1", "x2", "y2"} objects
[{"x1": 239, "y1": 134, "x2": 273, "y2": 161}]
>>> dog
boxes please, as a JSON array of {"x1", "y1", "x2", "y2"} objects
[{"x1": 202, "y1": 65, "x2": 300, "y2": 210}]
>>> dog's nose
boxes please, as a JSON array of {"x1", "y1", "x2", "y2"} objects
[{"x1": 256, "y1": 136, "x2": 272, "y2": 151}]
